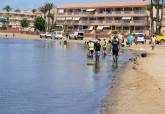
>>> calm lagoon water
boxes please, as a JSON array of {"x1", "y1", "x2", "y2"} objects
[{"x1": 0, "y1": 39, "x2": 132, "y2": 114}]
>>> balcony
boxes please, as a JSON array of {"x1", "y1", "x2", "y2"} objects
[
  {"x1": 58, "y1": 10, "x2": 148, "y2": 17},
  {"x1": 123, "y1": 11, "x2": 132, "y2": 14},
  {"x1": 56, "y1": 19, "x2": 149, "y2": 26},
  {"x1": 130, "y1": 20, "x2": 149, "y2": 26}
]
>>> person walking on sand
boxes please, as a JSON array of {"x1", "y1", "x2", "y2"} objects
[
  {"x1": 151, "y1": 35, "x2": 156, "y2": 50},
  {"x1": 111, "y1": 35, "x2": 120, "y2": 66}
]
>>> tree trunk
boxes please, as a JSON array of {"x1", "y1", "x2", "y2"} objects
[
  {"x1": 47, "y1": 10, "x2": 50, "y2": 32},
  {"x1": 155, "y1": 0, "x2": 161, "y2": 34},
  {"x1": 160, "y1": 0, "x2": 164, "y2": 34},
  {"x1": 44, "y1": 14, "x2": 47, "y2": 32},
  {"x1": 151, "y1": 0, "x2": 154, "y2": 34}
]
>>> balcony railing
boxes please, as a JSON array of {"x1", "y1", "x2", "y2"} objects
[
  {"x1": 56, "y1": 20, "x2": 149, "y2": 26},
  {"x1": 59, "y1": 10, "x2": 147, "y2": 16}
]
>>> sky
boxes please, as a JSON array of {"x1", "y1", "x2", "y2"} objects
[{"x1": 0, "y1": 0, "x2": 142, "y2": 10}]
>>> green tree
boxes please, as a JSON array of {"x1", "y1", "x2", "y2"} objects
[
  {"x1": 50, "y1": 23, "x2": 57, "y2": 32},
  {"x1": 3, "y1": 5, "x2": 12, "y2": 20},
  {"x1": 159, "y1": 0, "x2": 164, "y2": 34},
  {"x1": 39, "y1": 3, "x2": 54, "y2": 31},
  {"x1": 3, "y1": 5, "x2": 12, "y2": 12},
  {"x1": 3, "y1": 5, "x2": 12, "y2": 29},
  {"x1": 34, "y1": 16, "x2": 46, "y2": 31},
  {"x1": 49, "y1": 13, "x2": 55, "y2": 25},
  {"x1": 21, "y1": 18, "x2": 30, "y2": 28},
  {"x1": 32, "y1": 9, "x2": 37, "y2": 13},
  {"x1": 150, "y1": 0, "x2": 164, "y2": 34},
  {"x1": 39, "y1": 6, "x2": 47, "y2": 20},
  {"x1": 39, "y1": 6, "x2": 48, "y2": 31},
  {"x1": 45, "y1": 3, "x2": 54, "y2": 31}
]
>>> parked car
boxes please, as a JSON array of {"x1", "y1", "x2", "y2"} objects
[
  {"x1": 155, "y1": 35, "x2": 165, "y2": 44},
  {"x1": 69, "y1": 32, "x2": 84, "y2": 40},
  {"x1": 133, "y1": 33, "x2": 145, "y2": 44},
  {"x1": 51, "y1": 31, "x2": 63, "y2": 39},
  {"x1": 40, "y1": 32, "x2": 52, "y2": 38}
]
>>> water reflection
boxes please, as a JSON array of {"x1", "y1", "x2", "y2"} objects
[{"x1": 94, "y1": 57, "x2": 100, "y2": 73}]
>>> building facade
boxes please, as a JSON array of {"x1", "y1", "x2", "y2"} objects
[
  {"x1": 0, "y1": 11, "x2": 42, "y2": 31},
  {"x1": 57, "y1": 1, "x2": 150, "y2": 34}
]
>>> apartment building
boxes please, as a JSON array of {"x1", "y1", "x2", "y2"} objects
[
  {"x1": 0, "y1": 10, "x2": 42, "y2": 31},
  {"x1": 57, "y1": 1, "x2": 150, "y2": 34}
]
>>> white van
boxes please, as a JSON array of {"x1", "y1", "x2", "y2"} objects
[
  {"x1": 69, "y1": 32, "x2": 84, "y2": 40},
  {"x1": 51, "y1": 31, "x2": 63, "y2": 39},
  {"x1": 133, "y1": 33, "x2": 145, "y2": 44}
]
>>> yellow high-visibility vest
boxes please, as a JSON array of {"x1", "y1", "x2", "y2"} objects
[{"x1": 88, "y1": 42, "x2": 94, "y2": 51}]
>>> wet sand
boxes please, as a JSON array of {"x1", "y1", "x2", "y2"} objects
[{"x1": 103, "y1": 45, "x2": 165, "y2": 114}]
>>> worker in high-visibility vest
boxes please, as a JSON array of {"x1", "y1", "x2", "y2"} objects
[{"x1": 87, "y1": 40, "x2": 95, "y2": 56}]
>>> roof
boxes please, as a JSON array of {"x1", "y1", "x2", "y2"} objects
[
  {"x1": 0, "y1": 11, "x2": 41, "y2": 16},
  {"x1": 58, "y1": 1, "x2": 149, "y2": 9}
]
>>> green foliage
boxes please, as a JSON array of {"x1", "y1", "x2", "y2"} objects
[
  {"x1": 32, "y1": 9, "x2": 37, "y2": 13},
  {"x1": 64, "y1": 28, "x2": 72, "y2": 33},
  {"x1": 34, "y1": 16, "x2": 46, "y2": 31},
  {"x1": 0, "y1": 26, "x2": 7, "y2": 30},
  {"x1": 145, "y1": 4, "x2": 151, "y2": 11},
  {"x1": 3, "y1": 5, "x2": 12, "y2": 12},
  {"x1": 50, "y1": 24, "x2": 57, "y2": 32},
  {"x1": 21, "y1": 18, "x2": 30, "y2": 28},
  {"x1": 39, "y1": 2, "x2": 54, "y2": 31},
  {"x1": 3, "y1": 6, "x2": 12, "y2": 20},
  {"x1": 112, "y1": 30, "x2": 118, "y2": 34},
  {"x1": 39, "y1": 6, "x2": 47, "y2": 19},
  {"x1": 96, "y1": 30, "x2": 102, "y2": 34}
]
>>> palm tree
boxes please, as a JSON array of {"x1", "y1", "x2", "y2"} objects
[
  {"x1": 49, "y1": 13, "x2": 55, "y2": 25},
  {"x1": 151, "y1": 0, "x2": 154, "y2": 34},
  {"x1": 3, "y1": 5, "x2": 12, "y2": 12},
  {"x1": 45, "y1": 3, "x2": 54, "y2": 31},
  {"x1": 155, "y1": 0, "x2": 160, "y2": 34},
  {"x1": 160, "y1": 0, "x2": 164, "y2": 34},
  {"x1": 3, "y1": 5, "x2": 12, "y2": 29},
  {"x1": 3, "y1": 5, "x2": 12, "y2": 20},
  {"x1": 39, "y1": 6, "x2": 47, "y2": 20},
  {"x1": 32, "y1": 9, "x2": 37, "y2": 13},
  {"x1": 149, "y1": 0, "x2": 164, "y2": 34},
  {"x1": 39, "y1": 6, "x2": 48, "y2": 32}
]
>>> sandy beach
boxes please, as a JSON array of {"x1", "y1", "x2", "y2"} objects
[
  {"x1": 0, "y1": 32, "x2": 41, "y2": 40},
  {"x1": 103, "y1": 45, "x2": 165, "y2": 114},
  {"x1": 0, "y1": 32, "x2": 90, "y2": 44}
]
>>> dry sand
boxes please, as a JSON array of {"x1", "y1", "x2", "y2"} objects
[
  {"x1": 0, "y1": 32, "x2": 89, "y2": 44},
  {"x1": 0, "y1": 32, "x2": 40, "y2": 40},
  {"x1": 103, "y1": 45, "x2": 165, "y2": 114}
]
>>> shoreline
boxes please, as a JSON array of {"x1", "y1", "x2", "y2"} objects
[
  {"x1": 0, "y1": 33, "x2": 88, "y2": 44},
  {"x1": 102, "y1": 45, "x2": 165, "y2": 114}
]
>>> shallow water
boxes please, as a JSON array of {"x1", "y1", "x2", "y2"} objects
[{"x1": 0, "y1": 39, "x2": 132, "y2": 114}]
